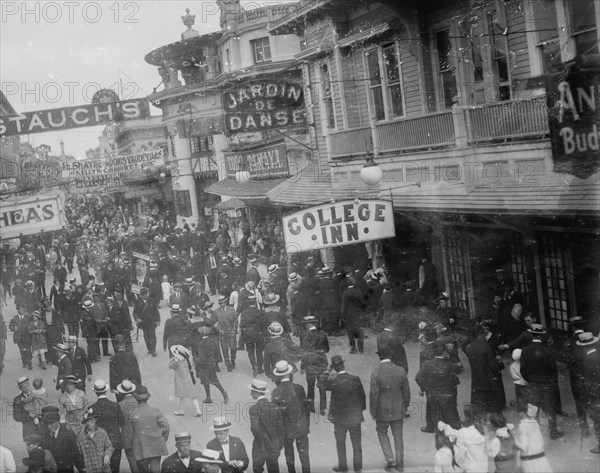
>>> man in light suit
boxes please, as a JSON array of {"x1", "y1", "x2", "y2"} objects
[
  {"x1": 370, "y1": 351, "x2": 411, "y2": 471},
  {"x1": 132, "y1": 386, "x2": 170, "y2": 473},
  {"x1": 248, "y1": 379, "x2": 284, "y2": 473},
  {"x1": 206, "y1": 417, "x2": 249, "y2": 473},
  {"x1": 326, "y1": 355, "x2": 366, "y2": 473},
  {"x1": 160, "y1": 432, "x2": 202, "y2": 473}
]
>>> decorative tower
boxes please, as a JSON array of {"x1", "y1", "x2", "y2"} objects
[{"x1": 181, "y1": 8, "x2": 199, "y2": 40}]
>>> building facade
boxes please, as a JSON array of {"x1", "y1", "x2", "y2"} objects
[{"x1": 267, "y1": 0, "x2": 600, "y2": 334}]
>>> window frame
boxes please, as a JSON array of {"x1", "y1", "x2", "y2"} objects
[
  {"x1": 431, "y1": 26, "x2": 459, "y2": 110},
  {"x1": 250, "y1": 37, "x2": 272, "y2": 64},
  {"x1": 316, "y1": 59, "x2": 337, "y2": 133}
]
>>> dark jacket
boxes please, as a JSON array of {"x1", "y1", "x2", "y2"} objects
[
  {"x1": 206, "y1": 435, "x2": 249, "y2": 473},
  {"x1": 299, "y1": 328, "x2": 329, "y2": 374},
  {"x1": 9, "y1": 313, "x2": 31, "y2": 344},
  {"x1": 271, "y1": 380, "x2": 310, "y2": 439},
  {"x1": 370, "y1": 361, "x2": 410, "y2": 421},
  {"x1": 163, "y1": 315, "x2": 191, "y2": 350},
  {"x1": 133, "y1": 297, "x2": 160, "y2": 329},
  {"x1": 109, "y1": 349, "x2": 142, "y2": 391},
  {"x1": 462, "y1": 338, "x2": 504, "y2": 392},
  {"x1": 69, "y1": 346, "x2": 92, "y2": 382},
  {"x1": 341, "y1": 286, "x2": 366, "y2": 327},
  {"x1": 89, "y1": 397, "x2": 124, "y2": 449},
  {"x1": 415, "y1": 357, "x2": 460, "y2": 397},
  {"x1": 160, "y1": 449, "x2": 202, "y2": 473},
  {"x1": 109, "y1": 302, "x2": 133, "y2": 335},
  {"x1": 239, "y1": 307, "x2": 264, "y2": 344},
  {"x1": 326, "y1": 372, "x2": 366, "y2": 426},
  {"x1": 263, "y1": 337, "x2": 297, "y2": 377},
  {"x1": 56, "y1": 354, "x2": 73, "y2": 390},
  {"x1": 377, "y1": 329, "x2": 408, "y2": 373},
  {"x1": 249, "y1": 397, "x2": 285, "y2": 456},
  {"x1": 520, "y1": 340, "x2": 558, "y2": 386},
  {"x1": 44, "y1": 423, "x2": 86, "y2": 473}
]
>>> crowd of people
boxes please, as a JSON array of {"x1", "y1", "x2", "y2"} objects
[{"x1": 1, "y1": 196, "x2": 599, "y2": 473}]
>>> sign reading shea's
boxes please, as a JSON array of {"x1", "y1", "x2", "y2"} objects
[
  {"x1": 283, "y1": 200, "x2": 395, "y2": 254},
  {"x1": 0, "y1": 195, "x2": 65, "y2": 240},
  {"x1": 548, "y1": 71, "x2": 600, "y2": 179},
  {"x1": 0, "y1": 99, "x2": 150, "y2": 137},
  {"x1": 224, "y1": 141, "x2": 289, "y2": 180},
  {"x1": 223, "y1": 82, "x2": 306, "y2": 134}
]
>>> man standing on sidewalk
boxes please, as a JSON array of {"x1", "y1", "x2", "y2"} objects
[{"x1": 370, "y1": 351, "x2": 410, "y2": 471}]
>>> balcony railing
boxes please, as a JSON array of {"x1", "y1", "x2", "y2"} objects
[
  {"x1": 464, "y1": 96, "x2": 548, "y2": 143},
  {"x1": 330, "y1": 126, "x2": 372, "y2": 158},
  {"x1": 377, "y1": 111, "x2": 455, "y2": 152}
]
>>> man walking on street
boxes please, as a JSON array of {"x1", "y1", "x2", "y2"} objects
[
  {"x1": 9, "y1": 305, "x2": 32, "y2": 369},
  {"x1": 110, "y1": 334, "x2": 142, "y2": 402},
  {"x1": 67, "y1": 335, "x2": 92, "y2": 392},
  {"x1": 134, "y1": 287, "x2": 160, "y2": 357},
  {"x1": 132, "y1": 386, "x2": 170, "y2": 473},
  {"x1": 326, "y1": 355, "x2": 366, "y2": 473},
  {"x1": 299, "y1": 316, "x2": 329, "y2": 415}
]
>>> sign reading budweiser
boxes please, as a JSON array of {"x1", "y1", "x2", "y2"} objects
[
  {"x1": 223, "y1": 81, "x2": 306, "y2": 134},
  {"x1": 61, "y1": 148, "x2": 164, "y2": 189},
  {"x1": 224, "y1": 140, "x2": 289, "y2": 180},
  {"x1": 547, "y1": 70, "x2": 600, "y2": 179},
  {"x1": 0, "y1": 194, "x2": 65, "y2": 240},
  {"x1": 282, "y1": 200, "x2": 395, "y2": 254},
  {"x1": 0, "y1": 98, "x2": 150, "y2": 137}
]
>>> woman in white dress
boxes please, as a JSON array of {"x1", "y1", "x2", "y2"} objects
[
  {"x1": 455, "y1": 406, "x2": 490, "y2": 473},
  {"x1": 515, "y1": 404, "x2": 553, "y2": 473},
  {"x1": 168, "y1": 345, "x2": 202, "y2": 417}
]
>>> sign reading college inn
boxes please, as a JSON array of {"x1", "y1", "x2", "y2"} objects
[{"x1": 282, "y1": 200, "x2": 395, "y2": 254}]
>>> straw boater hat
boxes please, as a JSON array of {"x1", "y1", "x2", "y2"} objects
[
  {"x1": 171, "y1": 304, "x2": 181, "y2": 313},
  {"x1": 194, "y1": 449, "x2": 223, "y2": 464},
  {"x1": 16, "y1": 376, "x2": 29, "y2": 387},
  {"x1": 233, "y1": 257, "x2": 242, "y2": 266},
  {"x1": 527, "y1": 324, "x2": 547, "y2": 335},
  {"x1": 55, "y1": 343, "x2": 70, "y2": 353},
  {"x1": 209, "y1": 417, "x2": 232, "y2": 431},
  {"x1": 93, "y1": 379, "x2": 109, "y2": 394},
  {"x1": 82, "y1": 300, "x2": 93, "y2": 309},
  {"x1": 576, "y1": 332, "x2": 599, "y2": 346},
  {"x1": 218, "y1": 295, "x2": 228, "y2": 303},
  {"x1": 116, "y1": 379, "x2": 136, "y2": 394},
  {"x1": 184, "y1": 278, "x2": 194, "y2": 286},
  {"x1": 268, "y1": 264, "x2": 279, "y2": 274},
  {"x1": 174, "y1": 432, "x2": 192, "y2": 444},
  {"x1": 248, "y1": 379, "x2": 268, "y2": 394},
  {"x1": 247, "y1": 294, "x2": 257, "y2": 303},
  {"x1": 273, "y1": 360, "x2": 293, "y2": 377},
  {"x1": 302, "y1": 315, "x2": 318, "y2": 325},
  {"x1": 321, "y1": 266, "x2": 332, "y2": 274},
  {"x1": 268, "y1": 322, "x2": 284, "y2": 336},
  {"x1": 288, "y1": 272, "x2": 298, "y2": 282},
  {"x1": 263, "y1": 293, "x2": 280, "y2": 305},
  {"x1": 568, "y1": 316, "x2": 586, "y2": 326}
]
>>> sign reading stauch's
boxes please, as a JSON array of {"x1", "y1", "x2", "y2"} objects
[
  {"x1": 547, "y1": 70, "x2": 600, "y2": 179},
  {"x1": 223, "y1": 81, "x2": 307, "y2": 134},
  {"x1": 282, "y1": 200, "x2": 395, "y2": 254}
]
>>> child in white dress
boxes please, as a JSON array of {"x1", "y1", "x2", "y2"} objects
[
  {"x1": 455, "y1": 405, "x2": 489, "y2": 473},
  {"x1": 436, "y1": 421, "x2": 458, "y2": 473},
  {"x1": 161, "y1": 275, "x2": 172, "y2": 306},
  {"x1": 515, "y1": 404, "x2": 553, "y2": 473}
]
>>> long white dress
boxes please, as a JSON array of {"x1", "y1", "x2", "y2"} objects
[
  {"x1": 455, "y1": 425, "x2": 489, "y2": 473},
  {"x1": 515, "y1": 418, "x2": 553, "y2": 473}
]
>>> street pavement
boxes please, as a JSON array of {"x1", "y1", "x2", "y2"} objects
[{"x1": 1, "y1": 273, "x2": 599, "y2": 472}]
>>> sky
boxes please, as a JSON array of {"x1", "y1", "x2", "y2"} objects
[{"x1": 0, "y1": 0, "x2": 252, "y2": 159}]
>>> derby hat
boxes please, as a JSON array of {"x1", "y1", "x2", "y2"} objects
[
  {"x1": 273, "y1": 360, "x2": 293, "y2": 377},
  {"x1": 24, "y1": 433, "x2": 43, "y2": 445},
  {"x1": 248, "y1": 379, "x2": 268, "y2": 394},
  {"x1": 209, "y1": 417, "x2": 232, "y2": 431},
  {"x1": 173, "y1": 282, "x2": 183, "y2": 288},
  {"x1": 42, "y1": 408, "x2": 61, "y2": 423},
  {"x1": 139, "y1": 287, "x2": 149, "y2": 294},
  {"x1": 133, "y1": 385, "x2": 151, "y2": 401},
  {"x1": 116, "y1": 379, "x2": 136, "y2": 394}
]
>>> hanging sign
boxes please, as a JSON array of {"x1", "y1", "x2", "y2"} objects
[
  {"x1": 547, "y1": 70, "x2": 600, "y2": 179},
  {"x1": 0, "y1": 98, "x2": 151, "y2": 137},
  {"x1": 223, "y1": 81, "x2": 307, "y2": 134},
  {"x1": 224, "y1": 140, "x2": 289, "y2": 180},
  {"x1": 282, "y1": 199, "x2": 395, "y2": 254},
  {"x1": 0, "y1": 194, "x2": 65, "y2": 240}
]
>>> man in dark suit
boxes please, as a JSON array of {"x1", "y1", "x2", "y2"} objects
[
  {"x1": 109, "y1": 290, "x2": 134, "y2": 352},
  {"x1": 169, "y1": 283, "x2": 189, "y2": 312},
  {"x1": 133, "y1": 287, "x2": 160, "y2": 356},
  {"x1": 160, "y1": 432, "x2": 202, "y2": 473},
  {"x1": 54, "y1": 343, "x2": 73, "y2": 391},
  {"x1": 340, "y1": 276, "x2": 367, "y2": 354},
  {"x1": 521, "y1": 325, "x2": 564, "y2": 439},
  {"x1": 9, "y1": 305, "x2": 32, "y2": 369},
  {"x1": 89, "y1": 379, "x2": 125, "y2": 472},
  {"x1": 377, "y1": 326, "x2": 408, "y2": 373},
  {"x1": 163, "y1": 305, "x2": 191, "y2": 355},
  {"x1": 13, "y1": 376, "x2": 39, "y2": 439},
  {"x1": 462, "y1": 325, "x2": 504, "y2": 415},
  {"x1": 240, "y1": 296, "x2": 265, "y2": 377},
  {"x1": 248, "y1": 379, "x2": 284, "y2": 473},
  {"x1": 415, "y1": 342, "x2": 461, "y2": 434},
  {"x1": 44, "y1": 409, "x2": 86, "y2": 472},
  {"x1": 271, "y1": 361, "x2": 311, "y2": 473},
  {"x1": 246, "y1": 255, "x2": 261, "y2": 288},
  {"x1": 110, "y1": 334, "x2": 142, "y2": 402},
  {"x1": 67, "y1": 335, "x2": 92, "y2": 391},
  {"x1": 206, "y1": 417, "x2": 249, "y2": 473},
  {"x1": 299, "y1": 316, "x2": 329, "y2": 415},
  {"x1": 326, "y1": 355, "x2": 366, "y2": 473},
  {"x1": 370, "y1": 351, "x2": 410, "y2": 471}
]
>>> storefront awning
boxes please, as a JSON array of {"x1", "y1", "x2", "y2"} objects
[
  {"x1": 205, "y1": 177, "x2": 286, "y2": 200},
  {"x1": 267, "y1": 162, "x2": 367, "y2": 206},
  {"x1": 212, "y1": 198, "x2": 247, "y2": 211}
]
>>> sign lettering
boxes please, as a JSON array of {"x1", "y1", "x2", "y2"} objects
[
  {"x1": 224, "y1": 141, "x2": 289, "y2": 180},
  {"x1": 0, "y1": 194, "x2": 65, "y2": 240}
]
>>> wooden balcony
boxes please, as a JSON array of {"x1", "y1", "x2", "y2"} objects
[
  {"x1": 329, "y1": 126, "x2": 372, "y2": 158},
  {"x1": 377, "y1": 111, "x2": 455, "y2": 152},
  {"x1": 464, "y1": 96, "x2": 549, "y2": 143}
]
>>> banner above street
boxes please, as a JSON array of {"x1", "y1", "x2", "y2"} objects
[
  {"x1": 0, "y1": 98, "x2": 151, "y2": 137},
  {"x1": 282, "y1": 199, "x2": 395, "y2": 254},
  {"x1": 0, "y1": 194, "x2": 66, "y2": 240}
]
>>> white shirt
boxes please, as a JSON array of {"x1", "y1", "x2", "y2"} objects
[
  {"x1": 221, "y1": 437, "x2": 230, "y2": 461},
  {"x1": 179, "y1": 455, "x2": 190, "y2": 467},
  {"x1": 0, "y1": 445, "x2": 16, "y2": 473}
]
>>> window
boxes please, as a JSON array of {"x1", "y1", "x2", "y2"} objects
[
  {"x1": 569, "y1": 0, "x2": 599, "y2": 56},
  {"x1": 191, "y1": 135, "x2": 214, "y2": 153},
  {"x1": 319, "y1": 63, "x2": 336, "y2": 130},
  {"x1": 434, "y1": 29, "x2": 457, "y2": 109},
  {"x1": 487, "y1": 11, "x2": 512, "y2": 101},
  {"x1": 539, "y1": 233, "x2": 572, "y2": 332},
  {"x1": 251, "y1": 37, "x2": 271, "y2": 64},
  {"x1": 365, "y1": 44, "x2": 405, "y2": 121},
  {"x1": 225, "y1": 48, "x2": 232, "y2": 72}
]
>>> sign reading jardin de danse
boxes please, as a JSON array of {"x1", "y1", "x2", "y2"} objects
[
  {"x1": 547, "y1": 70, "x2": 600, "y2": 179},
  {"x1": 0, "y1": 98, "x2": 150, "y2": 137},
  {"x1": 0, "y1": 194, "x2": 65, "y2": 240},
  {"x1": 224, "y1": 140, "x2": 289, "y2": 180},
  {"x1": 223, "y1": 82, "x2": 307, "y2": 134},
  {"x1": 282, "y1": 200, "x2": 395, "y2": 254}
]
